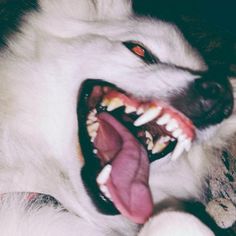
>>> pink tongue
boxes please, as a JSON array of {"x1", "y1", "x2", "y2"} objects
[{"x1": 95, "y1": 113, "x2": 153, "y2": 224}]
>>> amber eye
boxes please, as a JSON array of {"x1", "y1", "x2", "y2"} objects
[{"x1": 123, "y1": 41, "x2": 159, "y2": 64}]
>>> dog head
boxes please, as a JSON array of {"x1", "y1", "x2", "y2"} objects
[
  {"x1": 71, "y1": 19, "x2": 234, "y2": 224},
  {"x1": 1, "y1": 0, "x2": 234, "y2": 226}
]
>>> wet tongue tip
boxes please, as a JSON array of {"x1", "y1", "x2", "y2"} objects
[
  {"x1": 128, "y1": 182, "x2": 154, "y2": 224},
  {"x1": 107, "y1": 178, "x2": 153, "y2": 224},
  {"x1": 106, "y1": 145, "x2": 153, "y2": 224}
]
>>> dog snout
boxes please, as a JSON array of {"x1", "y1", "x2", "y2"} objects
[
  {"x1": 195, "y1": 79, "x2": 225, "y2": 102},
  {"x1": 170, "y1": 71, "x2": 234, "y2": 129},
  {"x1": 194, "y1": 78, "x2": 233, "y2": 117}
]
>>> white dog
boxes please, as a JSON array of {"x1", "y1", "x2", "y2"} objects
[{"x1": 0, "y1": 0, "x2": 235, "y2": 235}]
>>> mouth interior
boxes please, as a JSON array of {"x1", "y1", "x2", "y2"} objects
[{"x1": 78, "y1": 80, "x2": 195, "y2": 224}]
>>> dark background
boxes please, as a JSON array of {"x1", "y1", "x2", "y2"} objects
[{"x1": 133, "y1": 0, "x2": 236, "y2": 75}]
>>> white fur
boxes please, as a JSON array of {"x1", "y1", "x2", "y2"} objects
[
  {"x1": 139, "y1": 211, "x2": 214, "y2": 236},
  {"x1": 0, "y1": 0, "x2": 235, "y2": 235}
]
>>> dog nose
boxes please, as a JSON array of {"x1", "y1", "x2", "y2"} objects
[
  {"x1": 194, "y1": 76, "x2": 234, "y2": 119},
  {"x1": 170, "y1": 70, "x2": 234, "y2": 129},
  {"x1": 194, "y1": 79, "x2": 229, "y2": 114},
  {"x1": 195, "y1": 80, "x2": 224, "y2": 101}
]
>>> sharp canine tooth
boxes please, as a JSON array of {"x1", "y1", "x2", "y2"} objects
[
  {"x1": 171, "y1": 141, "x2": 185, "y2": 161},
  {"x1": 100, "y1": 185, "x2": 112, "y2": 200},
  {"x1": 134, "y1": 107, "x2": 162, "y2": 126},
  {"x1": 152, "y1": 136, "x2": 168, "y2": 154},
  {"x1": 125, "y1": 106, "x2": 136, "y2": 114},
  {"x1": 171, "y1": 138, "x2": 192, "y2": 161},
  {"x1": 166, "y1": 119, "x2": 179, "y2": 132},
  {"x1": 172, "y1": 128, "x2": 183, "y2": 138},
  {"x1": 156, "y1": 114, "x2": 171, "y2": 125},
  {"x1": 96, "y1": 165, "x2": 112, "y2": 185},
  {"x1": 147, "y1": 142, "x2": 154, "y2": 150},
  {"x1": 107, "y1": 98, "x2": 123, "y2": 111}
]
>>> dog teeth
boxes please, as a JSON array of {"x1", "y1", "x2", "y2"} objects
[
  {"x1": 93, "y1": 149, "x2": 98, "y2": 154},
  {"x1": 178, "y1": 134, "x2": 187, "y2": 142},
  {"x1": 101, "y1": 98, "x2": 110, "y2": 107},
  {"x1": 86, "y1": 119, "x2": 95, "y2": 125},
  {"x1": 166, "y1": 119, "x2": 179, "y2": 132},
  {"x1": 96, "y1": 164, "x2": 112, "y2": 185},
  {"x1": 136, "y1": 106, "x2": 144, "y2": 115},
  {"x1": 147, "y1": 142, "x2": 154, "y2": 151},
  {"x1": 125, "y1": 105, "x2": 136, "y2": 114},
  {"x1": 87, "y1": 122, "x2": 99, "y2": 134},
  {"x1": 171, "y1": 138, "x2": 192, "y2": 161},
  {"x1": 172, "y1": 128, "x2": 183, "y2": 138},
  {"x1": 87, "y1": 121, "x2": 99, "y2": 142},
  {"x1": 152, "y1": 136, "x2": 169, "y2": 154},
  {"x1": 171, "y1": 140, "x2": 185, "y2": 161},
  {"x1": 90, "y1": 132, "x2": 97, "y2": 142},
  {"x1": 134, "y1": 106, "x2": 162, "y2": 126},
  {"x1": 107, "y1": 98, "x2": 124, "y2": 112},
  {"x1": 99, "y1": 185, "x2": 112, "y2": 200},
  {"x1": 87, "y1": 111, "x2": 97, "y2": 123},
  {"x1": 145, "y1": 131, "x2": 154, "y2": 150},
  {"x1": 156, "y1": 114, "x2": 171, "y2": 125},
  {"x1": 97, "y1": 165, "x2": 113, "y2": 201},
  {"x1": 88, "y1": 95, "x2": 194, "y2": 162}
]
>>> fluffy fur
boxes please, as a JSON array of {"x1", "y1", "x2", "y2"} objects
[{"x1": 0, "y1": 0, "x2": 235, "y2": 235}]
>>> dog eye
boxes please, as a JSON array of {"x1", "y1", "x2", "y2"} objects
[{"x1": 123, "y1": 41, "x2": 159, "y2": 64}]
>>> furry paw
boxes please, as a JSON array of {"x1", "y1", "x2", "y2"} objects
[
  {"x1": 138, "y1": 211, "x2": 214, "y2": 236},
  {"x1": 206, "y1": 198, "x2": 236, "y2": 228}
]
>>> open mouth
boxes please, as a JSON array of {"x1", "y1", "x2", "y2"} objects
[{"x1": 77, "y1": 79, "x2": 195, "y2": 224}]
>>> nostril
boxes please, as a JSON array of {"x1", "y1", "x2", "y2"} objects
[
  {"x1": 223, "y1": 105, "x2": 233, "y2": 118},
  {"x1": 195, "y1": 79, "x2": 224, "y2": 100}
]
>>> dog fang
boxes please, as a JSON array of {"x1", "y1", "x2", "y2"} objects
[
  {"x1": 152, "y1": 136, "x2": 170, "y2": 154},
  {"x1": 134, "y1": 106, "x2": 162, "y2": 126},
  {"x1": 171, "y1": 138, "x2": 192, "y2": 161},
  {"x1": 99, "y1": 185, "x2": 112, "y2": 200},
  {"x1": 96, "y1": 164, "x2": 112, "y2": 185}
]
